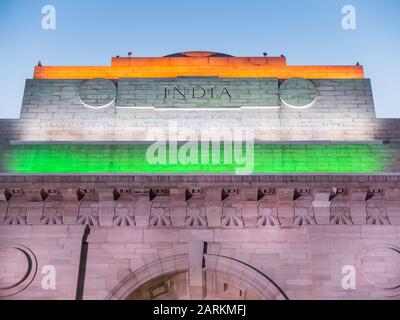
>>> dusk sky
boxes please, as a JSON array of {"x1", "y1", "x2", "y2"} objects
[{"x1": 0, "y1": 0, "x2": 399, "y2": 118}]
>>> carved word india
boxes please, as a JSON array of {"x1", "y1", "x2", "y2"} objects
[
  {"x1": 78, "y1": 78, "x2": 318, "y2": 110},
  {"x1": 164, "y1": 86, "x2": 232, "y2": 99}
]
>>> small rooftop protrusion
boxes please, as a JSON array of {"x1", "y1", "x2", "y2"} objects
[{"x1": 164, "y1": 51, "x2": 234, "y2": 58}]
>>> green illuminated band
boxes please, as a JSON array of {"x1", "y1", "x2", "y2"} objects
[{"x1": 0, "y1": 144, "x2": 392, "y2": 175}]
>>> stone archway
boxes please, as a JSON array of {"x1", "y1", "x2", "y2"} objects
[{"x1": 107, "y1": 253, "x2": 288, "y2": 300}]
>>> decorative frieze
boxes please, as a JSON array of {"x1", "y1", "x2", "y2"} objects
[
  {"x1": 257, "y1": 202, "x2": 280, "y2": 227},
  {"x1": 366, "y1": 204, "x2": 390, "y2": 225},
  {"x1": 4, "y1": 206, "x2": 27, "y2": 225},
  {"x1": 41, "y1": 202, "x2": 63, "y2": 225},
  {"x1": 150, "y1": 199, "x2": 172, "y2": 227},
  {"x1": 294, "y1": 205, "x2": 317, "y2": 226},
  {"x1": 186, "y1": 200, "x2": 207, "y2": 227},
  {"x1": 77, "y1": 203, "x2": 100, "y2": 226},
  {"x1": 113, "y1": 202, "x2": 136, "y2": 227},
  {"x1": 0, "y1": 186, "x2": 399, "y2": 227},
  {"x1": 330, "y1": 205, "x2": 353, "y2": 225},
  {"x1": 221, "y1": 202, "x2": 244, "y2": 227},
  {"x1": 0, "y1": 189, "x2": 11, "y2": 202}
]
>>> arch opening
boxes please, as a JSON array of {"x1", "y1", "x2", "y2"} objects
[{"x1": 108, "y1": 254, "x2": 288, "y2": 301}]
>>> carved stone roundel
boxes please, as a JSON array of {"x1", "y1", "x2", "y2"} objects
[
  {"x1": 0, "y1": 245, "x2": 38, "y2": 298},
  {"x1": 79, "y1": 78, "x2": 117, "y2": 109},
  {"x1": 279, "y1": 78, "x2": 318, "y2": 108}
]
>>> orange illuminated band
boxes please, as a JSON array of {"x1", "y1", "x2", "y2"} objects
[{"x1": 33, "y1": 55, "x2": 365, "y2": 80}]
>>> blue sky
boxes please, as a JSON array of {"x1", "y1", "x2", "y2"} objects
[{"x1": 0, "y1": 0, "x2": 399, "y2": 118}]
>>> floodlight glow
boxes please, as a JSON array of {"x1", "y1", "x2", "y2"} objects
[{"x1": 1, "y1": 144, "x2": 391, "y2": 175}]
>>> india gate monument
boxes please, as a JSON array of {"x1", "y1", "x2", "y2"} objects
[{"x1": 0, "y1": 50, "x2": 400, "y2": 300}]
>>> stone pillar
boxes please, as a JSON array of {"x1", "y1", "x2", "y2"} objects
[
  {"x1": 385, "y1": 189, "x2": 400, "y2": 225},
  {"x1": 26, "y1": 203, "x2": 45, "y2": 225},
  {"x1": 98, "y1": 189, "x2": 116, "y2": 227},
  {"x1": 135, "y1": 189, "x2": 151, "y2": 227},
  {"x1": 277, "y1": 188, "x2": 295, "y2": 227},
  {"x1": 24, "y1": 189, "x2": 46, "y2": 225},
  {"x1": 349, "y1": 189, "x2": 368, "y2": 225},
  {"x1": 0, "y1": 190, "x2": 9, "y2": 223},
  {"x1": 170, "y1": 188, "x2": 187, "y2": 227},
  {"x1": 61, "y1": 188, "x2": 80, "y2": 225},
  {"x1": 188, "y1": 241, "x2": 205, "y2": 300},
  {"x1": 240, "y1": 189, "x2": 258, "y2": 227},
  {"x1": 205, "y1": 188, "x2": 222, "y2": 227},
  {"x1": 313, "y1": 189, "x2": 332, "y2": 225}
]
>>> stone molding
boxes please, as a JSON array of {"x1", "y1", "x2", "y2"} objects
[{"x1": 1, "y1": 186, "x2": 399, "y2": 227}]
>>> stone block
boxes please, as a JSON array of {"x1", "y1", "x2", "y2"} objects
[
  {"x1": 26, "y1": 204, "x2": 45, "y2": 225},
  {"x1": 206, "y1": 205, "x2": 222, "y2": 227},
  {"x1": 0, "y1": 225, "x2": 32, "y2": 239},
  {"x1": 98, "y1": 204, "x2": 116, "y2": 227},
  {"x1": 87, "y1": 229, "x2": 108, "y2": 243},
  {"x1": 62, "y1": 203, "x2": 80, "y2": 225},
  {"x1": 277, "y1": 188, "x2": 295, "y2": 202},
  {"x1": 188, "y1": 242, "x2": 204, "y2": 288},
  {"x1": 314, "y1": 207, "x2": 331, "y2": 225},
  {"x1": 214, "y1": 229, "x2": 250, "y2": 242},
  {"x1": 61, "y1": 189, "x2": 79, "y2": 202},
  {"x1": 32, "y1": 225, "x2": 69, "y2": 237},
  {"x1": 387, "y1": 207, "x2": 400, "y2": 225},
  {"x1": 350, "y1": 204, "x2": 367, "y2": 225},
  {"x1": 241, "y1": 203, "x2": 258, "y2": 227},
  {"x1": 349, "y1": 189, "x2": 368, "y2": 202},
  {"x1": 178, "y1": 229, "x2": 214, "y2": 242},
  {"x1": 134, "y1": 199, "x2": 151, "y2": 227},
  {"x1": 171, "y1": 203, "x2": 187, "y2": 227},
  {"x1": 98, "y1": 189, "x2": 115, "y2": 203},
  {"x1": 249, "y1": 229, "x2": 286, "y2": 242},
  {"x1": 107, "y1": 228, "x2": 143, "y2": 242},
  {"x1": 205, "y1": 189, "x2": 221, "y2": 201},
  {"x1": 239, "y1": 189, "x2": 258, "y2": 202},
  {"x1": 278, "y1": 203, "x2": 295, "y2": 228},
  {"x1": 143, "y1": 229, "x2": 178, "y2": 242},
  {"x1": 361, "y1": 225, "x2": 398, "y2": 239}
]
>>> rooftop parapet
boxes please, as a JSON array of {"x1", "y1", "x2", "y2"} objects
[{"x1": 33, "y1": 51, "x2": 364, "y2": 80}]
